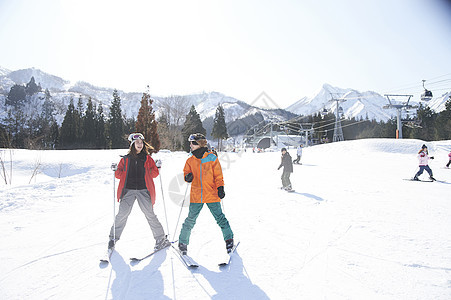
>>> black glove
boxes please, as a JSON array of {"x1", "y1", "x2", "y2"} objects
[
  {"x1": 184, "y1": 173, "x2": 193, "y2": 183},
  {"x1": 217, "y1": 186, "x2": 225, "y2": 199},
  {"x1": 111, "y1": 163, "x2": 118, "y2": 171},
  {"x1": 430, "y1": 156, "x2": 434, "y2": 159}
]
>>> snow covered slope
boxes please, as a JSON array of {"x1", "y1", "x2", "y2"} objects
[{"x1": 1, "y1": 138, "x2": 450, "y2": 299}]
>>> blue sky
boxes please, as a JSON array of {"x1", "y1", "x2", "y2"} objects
[{"x1": 1, "y1": 0, "x2": 450, "y2": 108}]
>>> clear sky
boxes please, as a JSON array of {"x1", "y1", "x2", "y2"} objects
[{"x1": 1, "y1": 0, "x2": 450, "y2": 108}]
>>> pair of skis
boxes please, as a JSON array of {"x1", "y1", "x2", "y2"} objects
[
  {"x1": 404, "y1": 178, "x2": 447, "y2": 183},
  {"x1": 172, "y1": 241, "x2": 240, "y2": 269},
  {"x1": 100, "y1": 241, "x2": 240, "y2": 267},
  {"x1": 99, "y1": 241, "x2": 174, "y2": 265}
]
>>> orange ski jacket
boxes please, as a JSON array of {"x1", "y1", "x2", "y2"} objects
[
  {"x1": 184, "y1": 151, "x2": 224, "y2": 203},
  {"x1": 115, "y1": 155, "x2": 159, "y2": 205}
]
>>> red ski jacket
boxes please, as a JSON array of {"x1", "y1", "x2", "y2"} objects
[{"x1": 114, "y1": 155, "x2": 159, "y2": 205}]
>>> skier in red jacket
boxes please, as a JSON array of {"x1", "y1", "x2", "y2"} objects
[{"x1": 108, "y1": 133, "x2": 170, "y2": 251}]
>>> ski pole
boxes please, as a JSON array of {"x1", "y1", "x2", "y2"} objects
[
  {"x1": 158, "y1": 167, "x2": 170, "y2": 238},
  {"x1": 172, "y1": 183, "x2": 189, "y2": 242},
  {"x1": 111, "y1": 163, "x2": 117, "y2": 242}
]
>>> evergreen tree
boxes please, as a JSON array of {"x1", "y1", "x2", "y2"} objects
[
  {"x1": 95, "y1": 103, "x2": 107, "y2": 149},
  {"x1": 83, "y1": 97, "x2": 96, "y2": 148},
  {"x1": 211, "y1": 104, "x2": 228, "y2": 151},
  {"x1": 59, "y1": 98, "x2": 77, "y2": 149},
  {"x1": 75, "y1": 97, "x2": 84, "y2": 146},
  {"x1": 25, "y1": 76, "x2": 41, "y2": 96},
  {"x1": 39, "y1": 89, "x2": 56, "y2": 149},
  {"x1": 0, "y1": 124, "x2": 10, "y2": 148},
  {"x1": 108, "y1": 89, "x2": 125, "y2": 149},
  {"x1": 50, "y1": 121, "x2": 59, "y2": 149},
  {"x1": 435, "y1": 98, "x2": 451, "y2": 140},
  {"x1": 157, "y1": 114, "x2": 171, "y2": 150},
  {"x1": 6, "y1": 84, "x2": 26, "y2": 108},
  {"x1": 181, "y1": 105, "x2": 206, "y2": 152},
  {"x1": 135, "y1": 91, "x2": 160, "y2": 152},
  {"x1": 2, "y1": 109, "x2": 27, "y2": 148}
]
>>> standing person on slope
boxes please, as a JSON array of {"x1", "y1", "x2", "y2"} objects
[
  {"x1": 178, "y1": 133, "x2": 234, "y2": 255},
  {"x1": 446, "y1": 150, "x2": 451, "y2": 168},
  {"x1": 413, "y1": 144, "x2": 435, "y2": 181},
  {"x1": 108, "y1": 133, "x2": 170, "y2": 251},
  {"x1": 278, "y1": 147, "x2": 293, "y2": 191},
  {"x1": 293, "y1": 144, "x2": 303, "y2": 164}
]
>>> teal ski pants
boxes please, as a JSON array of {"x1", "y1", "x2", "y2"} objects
[{"x1": 179, "y1": 202, "x2": 233, "y2": 245}]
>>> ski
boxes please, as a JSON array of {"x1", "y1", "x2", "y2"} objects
[
  {"x1": 130, "y1": 244, "x2": 172, "y2": 263},
  {"x1": 219, "y1": 241, "x2": 240, "y2": 267},
  {"x1": 100, "y1": 248, "x2": 114, "y2": 264},
  {"x1": 280, "y1": 187, "x2": 295, "y2": 192},
  {"x1": 171, "y1": 245, "x2": 199, "y2": 269},
  {"x1": 403, "y1": 178, "x2": 434, "y2": 182}
]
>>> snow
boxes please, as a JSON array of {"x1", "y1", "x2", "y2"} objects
[{"x1": 1, "y1": 138, "x2": 451, "y2": 299}]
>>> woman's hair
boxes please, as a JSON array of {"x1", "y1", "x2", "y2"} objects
[
  {"x1": 418, "y1": 148, "x2": 428, "y2": 154},
  {"x1": 128, "y1": 140, "x2": 155, "y2": 156}
]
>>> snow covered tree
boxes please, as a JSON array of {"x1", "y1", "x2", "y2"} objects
[
  {"x1": 211, "y1": 104, "x2": 228, "y2": 151},
  {"x1": 135, "y1": 90, "x2": 160, "y2": 152},
  {"x1": 181, "y1": 105, "x2": 206, "y2": 152}
]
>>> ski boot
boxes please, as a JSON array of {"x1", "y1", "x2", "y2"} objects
[
  {"x1": 429, "y1": 176, "x2": 436, "y2": 181},
  {"x1": 108, "y1": 239, "x2": 116, "y2": 250},
  {"x1": 226, "y1": 238, "x2": 234, "y2": 253},
  {"x1": 413, "y1": 176, "x2": 419, "y2": 181},
  {"x1": 178, "y1": 242, "x2": 188, "y2": 255},
  {"x1": 154, "y1": 236, "x2": 171, "y2": 251}
]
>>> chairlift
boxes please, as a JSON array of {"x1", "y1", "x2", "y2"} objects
[
  {"x1": 320, "y1": 108, "x2": 328, "y2": 117},
  {"x1": 420, "y1": 80, "x2": 433, "y2": 101}
]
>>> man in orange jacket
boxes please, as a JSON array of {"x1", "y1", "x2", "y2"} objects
[{"x1": 178, "y1": 133, "x2": 234, "y2": 255}]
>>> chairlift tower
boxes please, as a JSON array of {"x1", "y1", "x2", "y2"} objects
[
  {"x1": 330, "y1": 95, "x2": 346, "y2": 142},
  {"x1": 383, "y1": 94, "x2": 416, "y2": 139}
]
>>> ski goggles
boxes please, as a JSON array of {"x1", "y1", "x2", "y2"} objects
[
  {"x1": 188, "y1": 133, "x2": 205, "y2": 142},
  {"x1": 128, "y1": 133, "x2": 145, "y2": 142}
]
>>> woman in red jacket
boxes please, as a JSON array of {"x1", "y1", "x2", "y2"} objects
[{"x1": 108, "y1": 133, "x2": 170, "y2": 251}]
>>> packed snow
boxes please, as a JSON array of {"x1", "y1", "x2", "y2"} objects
[{"x1": 1, "y1": 138, "x2": 451, "y2": 299}]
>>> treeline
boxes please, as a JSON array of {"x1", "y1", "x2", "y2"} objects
[
  {"x1": 0, "y1": 78, "x2": 229, "y2": 151},
  {"x1": 281, "y1": 98, "x2": 451, "y2": 142}
]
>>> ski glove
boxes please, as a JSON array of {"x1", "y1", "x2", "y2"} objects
[
  {"x1": 430, "y1": 156, "x2": 434, "y2": 159},
  {"x1": 185, "y1": 173, "x2": 193, "y2": 183},
  {"x1": 217, "y1": 186, "x2": 225, "y2": 199},
  {"x1": 155, "y1": 159, "x2": 162, "y2": 168},
  {"x1": 111, "y1": 163, "x2": 118, "y2": 171}
]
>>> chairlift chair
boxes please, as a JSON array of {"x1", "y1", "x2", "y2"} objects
[{"x1": 421, "y1": 80, "x2": 433, "y2": 101}]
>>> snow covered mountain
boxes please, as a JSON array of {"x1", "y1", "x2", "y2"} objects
[
  {"x1": 285, "y1": 83, "x2": 450, "y2": 122},
  {"x1": 1, "y1": 67, "x2": 449, "y2": 133},
  {"x1": 0, "y1": 67, "x2": 292, "y2": 131}
]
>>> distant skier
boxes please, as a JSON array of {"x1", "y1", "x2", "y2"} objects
[
  {"x1": 178, "y1": 133, "x2": 234, "y2": 255},
  {"x1": 211, "y1": 146, "x2": 218, "y2": 157},
  {"x1": 446, "y1": 150, "x2": 451, "y2": 168},
  {"x1": 293, "y1": 144, "x2": 303, "y2": 164},
  {"x1": 278, "y1": 147, "x2": 293, "y2": 191},
  {"x1": 413, "y1": 144, "x2": 435, "y2": 181},
  {"x1": 108, "y1": 133, "x2": 170, "y2": 251}
]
